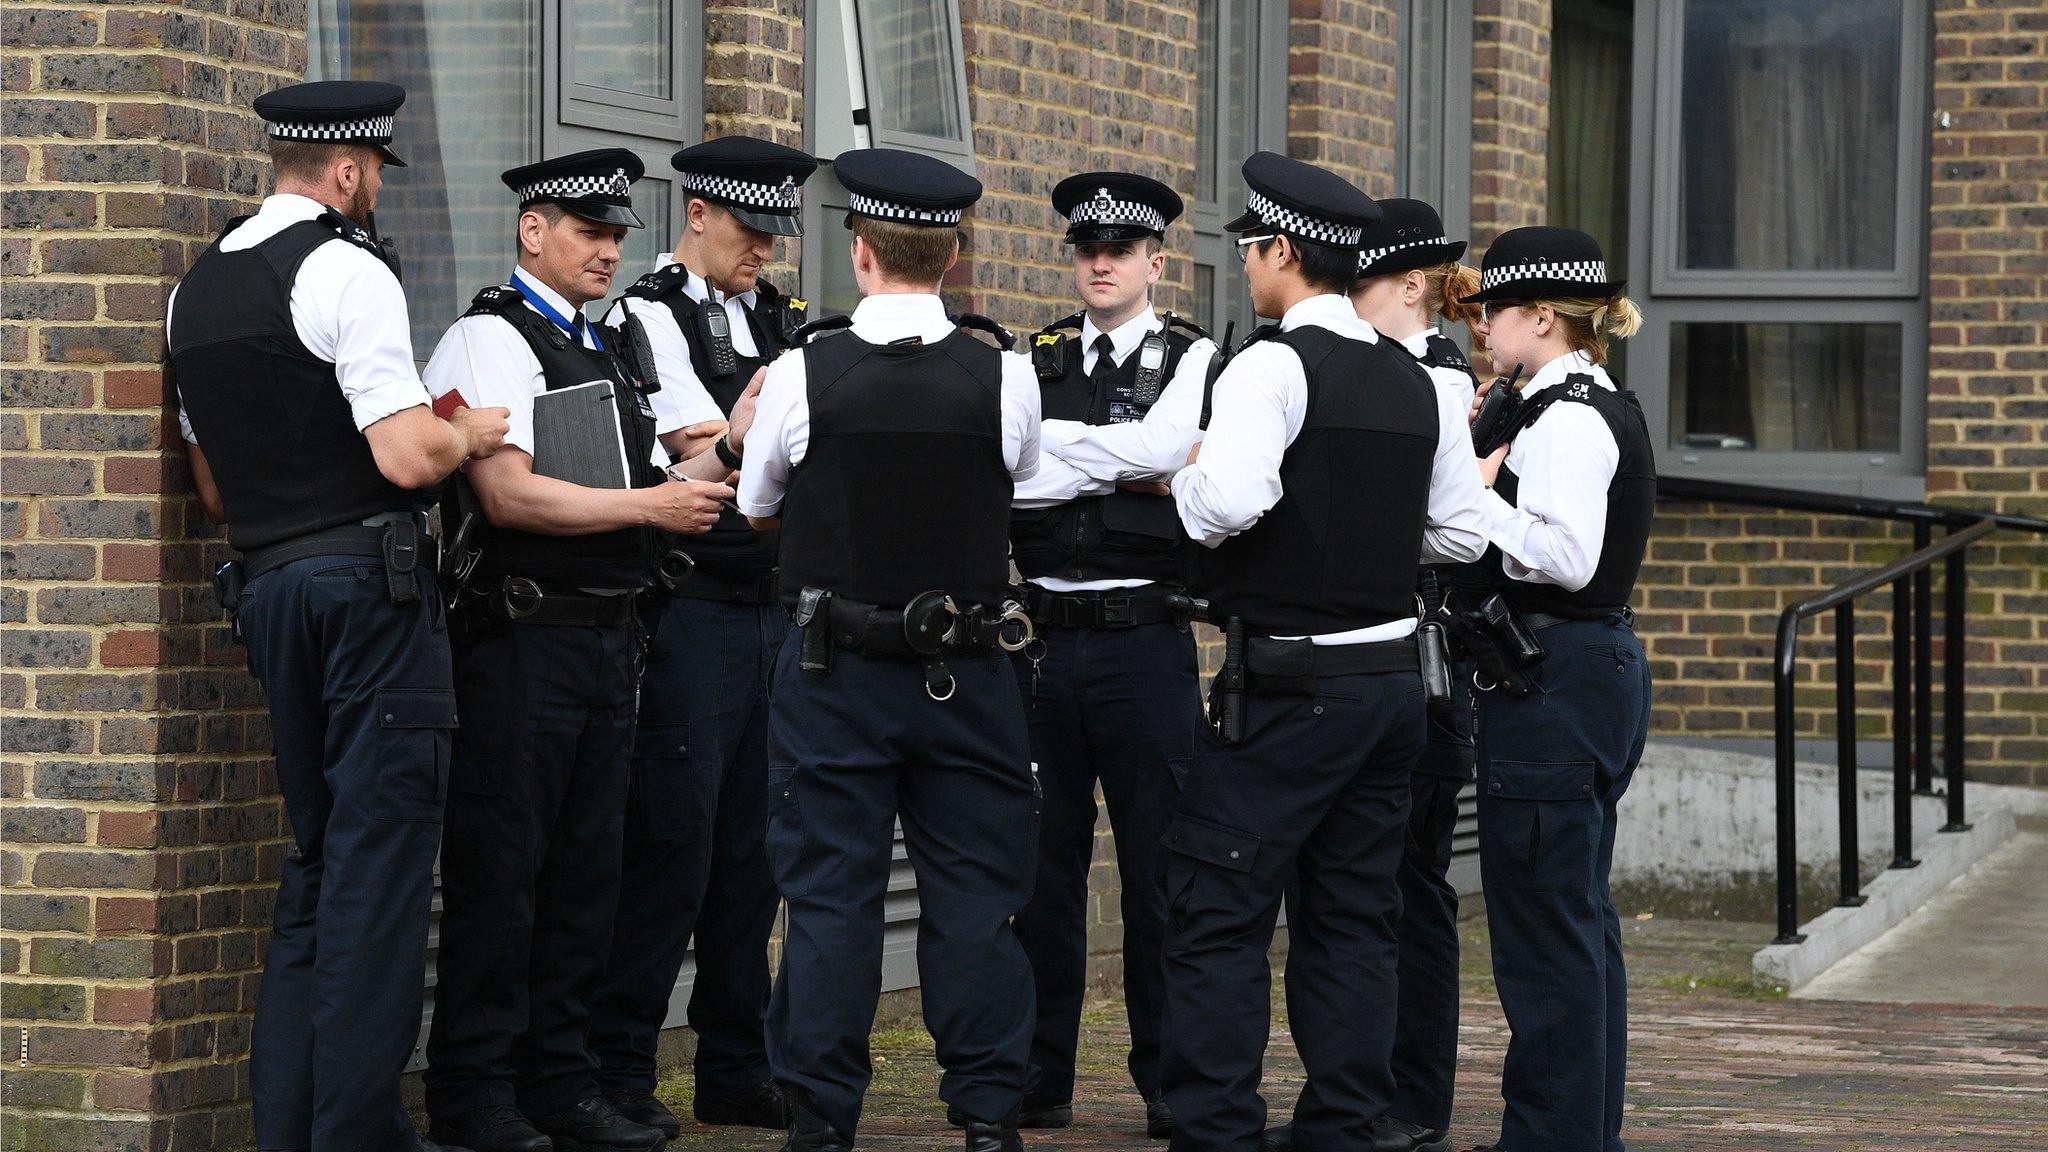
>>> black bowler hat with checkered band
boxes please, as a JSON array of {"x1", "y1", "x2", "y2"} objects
[
  {"x1": 832, "y1": 148, "x2": 982, "y2": 228},
  {"x1": 1356, "y1": 198, "x2": 1468, "y2": 280},
  {"x1": 1458, "y1": 225, "x2": 1626, "y2": 304},
  {"x1": 671, "y1": 137, "x2": 819, "y2": 237},
  {"x1": 500, "y1": 148, "x2": 646, "y2": 229},
  {"x1": 254, "y1": 80, "x2": 409, "y2": 168},
  {"x1": 1224, "y1": 151, "x2": 1379, "y2": 250},
  {"x1": 1051, "y1": 171, "x2": 1184, "y2": 244}
]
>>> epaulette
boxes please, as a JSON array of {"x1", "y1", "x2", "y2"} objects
[
  {"x1": 464, "y1": 285, "x2": 572, "y2": 349},
  {"x1": 463, "y1": 284, "x2": 524, "y2": 316},
  {"x1": 789, "y1": 313, "x2": 854, "y2": 345},
  {"x1": 315, "y1": 208, "x2": 402, "y2": 279},
  {"x1": 624, "y1": 262, "x2": 688, "y2": 301},
  {"x1": 951, "y1": 312, "x2": 1017, "y2": 351},
  {"x1": 1162, "y1": 311, "x2": 1211, "y2": 346},
  {"x1": 1424, "y1": 332, "x2": 1478, "y2": 382}
]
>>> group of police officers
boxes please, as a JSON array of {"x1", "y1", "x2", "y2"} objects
[{"x1": 170, "y1": 79, "x2": 1654, "y2": 1152}]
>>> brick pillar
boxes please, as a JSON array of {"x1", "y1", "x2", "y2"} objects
[
  {"x1": 1285, "y1": 0, "x2": 1402, "y2": 197},
  {"x1": 2, "y1": 6, "x2": 306, "y2": 1148},
  {"x1": 1469, "y1": 0, "x2": 1549, "y2": 251}
]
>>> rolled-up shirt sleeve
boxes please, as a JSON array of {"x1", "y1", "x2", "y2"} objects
[
  {"x1": 421, "y1": 317, "x2": 543, "y2": 456},
  {"x1": 1000, "y1": 351, "x2": 1042, "y2": 482},
  {"x1": 1484, "y1": 403, "x2": 1619, "y2": 590},
  {"x1": 297, "y1": 242, "x2": 433, "y2": 430},
  {"x1": 736, "y1": 352, "x2": 806, "y2": 519},
  {"x1": 609, "y1": 295, "x2": 725, "y2": 435},
  {"x1": 1420, "y1": 384, "x2": 1490, "y2": 564}
]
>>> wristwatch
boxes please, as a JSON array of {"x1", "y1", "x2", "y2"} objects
[{"x1": 713, "y1": 434, "x2": 743, "y2": 470}]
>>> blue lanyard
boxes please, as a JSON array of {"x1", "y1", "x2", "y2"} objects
[{"x1": 511, "y1": 273, "x2": 602, "y2": 350}]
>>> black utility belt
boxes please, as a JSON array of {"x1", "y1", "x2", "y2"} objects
[
  {"x1": 792, "y1": 586, "x2": 1034, "y2": 701},
  {"x1": 670, "y1": 565, "x2": 780, "y2": 606},
  {"x1": 1022, "y1": 584, "x2": 1184, "y2": 630},
  {"x1": 464, "y1": 577, "x2": 640, "y2": 628},
  {"x1": 1243, "y1": 635, "x2": 1419, "y2": 696},
  {"x1": 215, "y1": 514, "x2": 437, "y2": 631}
]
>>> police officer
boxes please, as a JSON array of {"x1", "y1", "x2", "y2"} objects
[
  {"x1": 420, "y1": 150, "x2": 730, "y2": 1152},
  {"x1": 587, "y1": 136, "x2": 819, "y2": 1140},
  {"x1": 996, "y1": 171, "x2": 1216, "y2": 1139},
  {"x1": 1459, "y1": 226, "x2": 1654, "y2": 1152},
  {"x1": 1158, "y1": 153, "x2": 1490, "y2": 1152},
  {"x1": 169, "y1": 80, "x2": 511, "y2": 1152},
  {"x1": 737, "y1": 148, "x2": 1042, "y2": 1152}
]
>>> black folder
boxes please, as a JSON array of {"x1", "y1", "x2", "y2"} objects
[{"x1": 531, "y1": 379, "x2": 632, "y2": 489}]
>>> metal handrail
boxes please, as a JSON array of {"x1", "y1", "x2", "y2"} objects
[{"x1": 1655, "y1": 478, "x2": 2046, "y2": 943}]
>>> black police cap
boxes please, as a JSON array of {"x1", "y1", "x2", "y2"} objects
[
  {"x1": 1458, "y1": 225, "x2": 1626, "y2": 304},
  {"x1": 1051, "y1": 171, "x2": 1184, "y2": 244},
  {"x1": 1356, "y1": 198, "x2": 1467, "y2": 279},
  {"x1": 832, "y1": 148, "x2": 982, "y2": 228},
  {"x1": 501, "y1": 148, "x2": 646, "y2": 229},
  {"x1": 254, "y1": 80, "x2": 409, "y2": 168},
  {"x1": 671, "y1": 137, "x2": 819, "y2": 237},
  {"x1": 1224, "y1": 151, "x2": 1379, "y2": 249}
]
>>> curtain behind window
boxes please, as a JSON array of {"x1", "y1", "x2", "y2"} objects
[{"x1": 308, "y1": 0, "x2": 538, "y2": 359}]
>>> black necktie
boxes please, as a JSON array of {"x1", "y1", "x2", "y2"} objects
[{"x1": 1089, "y1": 333, "x2": 1116, "y2": 381}]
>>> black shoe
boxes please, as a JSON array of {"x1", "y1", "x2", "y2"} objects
[
  {"x1": 527, "y1": 1097, "x2": 665, "y2": 1151},
  {"x1": 1143, "y1": 1090, "x2": 1172, "y2": 1139},
  {"x1": 963, "y1": 1120, "x2": 1025, "y2": 1152},
  {"x1": 418, "y1": 1142, "x2": 471, "y2": 1152},
  {"x1": 946, "y1": 1096, "x2": 1071, "y2": 1130},
  {"x1": 1375, "y1": 1116, "x2": 1452, "y2": 1152},
  {"x1": 694, "y1": 1080, "x2": 791, "y2": 1129},
  {"x1": 1258, "y1": 1122, "x2": 1294, "y2": 1152},
  {"x1": 603, "y1": 1091, "x2": 681, "y2": 1140},
  {"x1": 427, "y1": 1105, "x2": 554, "y2": 1152},
  {"x1": 780, "y1": 1083, "x2": 852, "y2": 1152}
]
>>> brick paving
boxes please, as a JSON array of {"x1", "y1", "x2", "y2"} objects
[{"x1": 655, "y1": 915, "x2": 2048, "y2": 1150}]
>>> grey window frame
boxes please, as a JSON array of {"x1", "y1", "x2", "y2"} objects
[
  {"x1": 1626, "y1": 0, "x2": 1933, "y2": 499},
  {"x1": 543, "y1": 0, "x2": 703, "y2": 282},
  {"x1": 850, "y1": 0, "x2": 977, "y2": 170},
  {"x1": 1646, "y1": 0, "x2": 1930, "y2": 299},
  {"x1": 1190, "y1": 0, "x2": 1289, "y2": 337},
  {"x1": 1395, "y1": 0, "x2": 1473, "y2": 245}
]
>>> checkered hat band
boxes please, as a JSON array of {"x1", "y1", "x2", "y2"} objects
[
  {"x1": 1246, "y1": 189, "x2": 1363, "y2": 247},
  {"x1": 267, "y1": 115, "x2": 394, "y2": 142},
  {"x1": 518, "y1": 169, "x2": 633, "y2": 203},
  {"x1": 678, "y1": 171, "x2": 800, "y2": 212},
  {"x1": 847, "y1": 192, "x2": 961, "y2": 225},
  {"x1": 1359, "y1": 235, "x2": 1450, "y2": 269},
  {"x1": 1480, "y1": 258, "x2": 1610, "y2": 291},
  {"x1": 1069, "y1": 198, "x2": 1166, "y2": 233}
]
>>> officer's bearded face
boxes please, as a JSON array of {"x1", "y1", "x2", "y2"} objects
[
  {"x1": 1071, "y1": 240, "x2": 1161, "y2": 319},
  {"x1": 341, "y1": 150, "x2": 383, "y2": 226},
  {"x1": 696, "y1": 202, "x2": 776, "y2": 297}
]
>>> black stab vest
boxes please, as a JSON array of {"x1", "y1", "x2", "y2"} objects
[
  {"x1": 774, "y1": 328, "x2": 1013, "y2": 609},
  {"x1": 461, "y1": 286, "x2": 663, "y2": 589},
  {"x1": 1197, "y1": 327, "x2": 1441, "y2": 635},
  {"x1": 623, "y1": 266, "x2": 804, "y2": 581},
  {"x1": 1010, "y1": 315, "x2": 1201, "y2": 584},
  {"x1": 1491, "y1": 374, "x2": 1657, "y2": 618},
  {"x1": 168, "y1": 213, "x2": 429, "y2": 552}
]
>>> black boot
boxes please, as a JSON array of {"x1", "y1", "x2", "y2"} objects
[
  {"x1": 427, "y1": 1105, "x2": 554, "y2": 1152},
  {"x1": 1375, "y1": 1116, "x2": 1452, "y2": 1152},
  {"x1": 1257, "y1": 1121, "x2": 1294, "y2": 1152},
  {"x1": 962, "y1": 1119, "x2": 1024, "y2": 1152},
  {"x1": 527, "y1": 1097, "x2": 665, "y2": 1152},
  {"x1": 602, "y1": 1090, "x2": 681, "y2": 1140},
  {"x1": 1143, "y1": 1090, "x2": 1172, "y2": 1140},
  {"x1": 780, "y1": 1083, "x2": 852, "y2": 1152},
  {"x1": 694, "y1": 1080, "x2": 791, "y2": 1129}
]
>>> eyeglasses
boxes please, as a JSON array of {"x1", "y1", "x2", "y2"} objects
[
  {"x1": 1235, "y1": 234, "x2": 1277, "y2": 263},
  {"x1": 1481, "y1": 301, "x2": 1527, "y2": 323}
]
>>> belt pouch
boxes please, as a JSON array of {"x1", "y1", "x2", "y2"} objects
[{"x1": 1246, "y1": 635, "x2": 1317, "y2": 696}]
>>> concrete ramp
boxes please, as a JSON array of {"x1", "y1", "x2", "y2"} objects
[{"x1": 1795, "y1": 826, "x2": 2048, "y2": 1008}]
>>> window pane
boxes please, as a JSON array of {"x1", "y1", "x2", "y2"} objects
[
  {"x1": 1400, "y1": 0, "x2": 1446, "y2": 203},
  {"x1": 1195, "y1": 0, "x2": 1220, "y2": 203},
  {"x1": 1550, "y1": 0, "x2": 1632, "y2": 377},
  {"x1": 569, "y1": 0, "x2": 672, "y2": 99},
  {"x1": 1678, "y1": 0, "x2": 1901, "y2": 271},
  {"x1": 308, "y1": 0, "x2": 537, "y2": 358},
  {"x1": 1225, "y1": 0, "x2": 1258, "y2": 202},
  {"x1": 860, "y1": 0, "x2": 964, "y2": 141},
  {"x1": 1192, "y1": 264, "x2": 1215, "y2": 335},
  {"x1": 1670, "y1": 322, "x2": 1902, "y2": 452},
  {"x1": 616, "y1": 181, "x2": 671, "y2": 307}
]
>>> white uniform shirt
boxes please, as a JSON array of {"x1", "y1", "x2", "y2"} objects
[
  {"x1": 738, "y1": 293, "x2": 1041, "y2": 519},
  {"x1": 421, "y1": 266, "x2": 605, "y2": 458},
  {"x1": 169, "y1": 193, "x2": 430, "y2": 444},
  {"x1": 1170, "y1": 293, "x2": 1491, "y2": 643},
  {"x1": 1399, "y1": 327, "x2": 1480, "y2": 411},
  {"x1": 1483, "y1": 349, "x2": 1622, "y2": 593},
  {"x1": 1013, "y1": 308, "x2": 1219, "y2": 592},
  {"x1": 604, "y1": 261, "x2": 753, "y2": 439}
]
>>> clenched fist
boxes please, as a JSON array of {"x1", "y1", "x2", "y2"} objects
[{"x1": 642, "y1": 478, "x2": 733, "y2": 535}]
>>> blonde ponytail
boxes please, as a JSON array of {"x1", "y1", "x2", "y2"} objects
[
  {"x1": 1426, "y1": 261, "x2": 1486, "y2": 350},
  {"x1": 1545, "y1": 294, "x2": 1642, "y2": 365}
]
